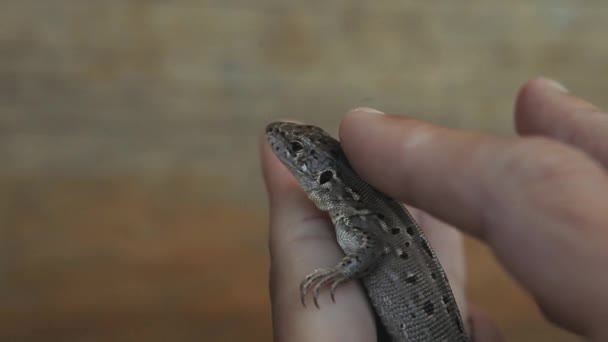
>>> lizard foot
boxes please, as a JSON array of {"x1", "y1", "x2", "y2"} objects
[{"x1": 300, "y1": 268, "x2": 349, "y2": 309}]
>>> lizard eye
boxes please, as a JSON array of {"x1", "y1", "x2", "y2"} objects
[
  {"x1": 318, "y1": 170, "x2": 333, "y2": 184},
  {"x1": 291, "y1": 141, "x2": 304, "y2": 152}
]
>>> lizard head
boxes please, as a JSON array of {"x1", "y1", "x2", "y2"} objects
[{"x1": 265, "y1": 121, "x2": 347, "y2": 192}]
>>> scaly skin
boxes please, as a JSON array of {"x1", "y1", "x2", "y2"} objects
[{"x1": 266, "y1": 121, "x2": 468, "y2": 342}]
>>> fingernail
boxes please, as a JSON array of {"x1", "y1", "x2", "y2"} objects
[
  {"x1": 540, "y1": 77, "x2": 568, "y2": 93},
  {"x1": 350, "y1": 107, "x2": 384, "y2": 114}
]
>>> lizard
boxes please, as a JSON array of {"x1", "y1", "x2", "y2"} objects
[{"x1": 265, "y1": 121, "x2": 469, "y2": 342}]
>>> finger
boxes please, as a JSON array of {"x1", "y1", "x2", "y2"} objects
[
  {"x1": 339, "y1": 109, "x2": 607, "y2": 240},
  {"x1": 407, "y1": 206, "x2": 468, "y2": 320},
  {"x1": 467, "y1": 304, "x2": 504, "y2": 342},
  {"x1": 260, "y1": 136, "x2": 375, "y2": 342},
  {"x1": 515, "y1": 77, "x2": 608, "y2": 168},
  {"x1": 339, "y1": 110, "x2": 608, "y2": 335}
]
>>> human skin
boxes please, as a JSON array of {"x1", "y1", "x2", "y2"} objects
[{"x1": 260, "y1": 78, "x2": 608, "y2": 341}]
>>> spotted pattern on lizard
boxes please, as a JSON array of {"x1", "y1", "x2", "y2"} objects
[{"x1": 266, "y1": 121, "x2": 468, "y2": 342}]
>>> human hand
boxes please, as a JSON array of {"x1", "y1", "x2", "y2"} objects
[{"x1": 260, "y1": 78, "x2": 608, "y2": 341}]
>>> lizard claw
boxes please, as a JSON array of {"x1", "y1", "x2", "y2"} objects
[
  {"x1": 330, "y1": 278, "x2": 346, "y2": 303},
  {"x1": 300, "y1": 268, "x2": 331, "y2": 308},
  {"x1": 312, "y1": 274, "x2": 334, "y2": 309},
  {"x1": 300, "y1": 268, "x2": 349, "y2": 308}
]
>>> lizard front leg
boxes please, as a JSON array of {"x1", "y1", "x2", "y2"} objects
[{"x1": 300, "y1": 226, "x2": 384, "y2": 308}]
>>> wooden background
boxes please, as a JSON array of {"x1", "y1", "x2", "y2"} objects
[{"x1": 2, "y1": 1, "x2": 607, "y2": 341}]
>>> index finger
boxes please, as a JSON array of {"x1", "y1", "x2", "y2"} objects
[
  {"x1": 339, "y1": 110, "x2": 607, "y2": 242},
  {"x1": 339, "y1": 110, "x2": 608, "y2": 335}
]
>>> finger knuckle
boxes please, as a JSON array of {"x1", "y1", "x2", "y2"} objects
[{"x1": 499, "y1": 137, "x2": 583, "y2": 186}]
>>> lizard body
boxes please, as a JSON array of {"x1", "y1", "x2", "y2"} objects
[{"x1": 266, "y1": 121, "x2": 468, "y2": 342}]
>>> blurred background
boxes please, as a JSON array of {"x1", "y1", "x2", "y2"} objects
[{"x1": 2, "y1": 1, "x2": 606, "y2": 341}]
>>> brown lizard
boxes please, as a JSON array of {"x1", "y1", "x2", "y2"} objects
[{"x1": 266, "y1": 121, "x2": 468, "y2": 342}]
